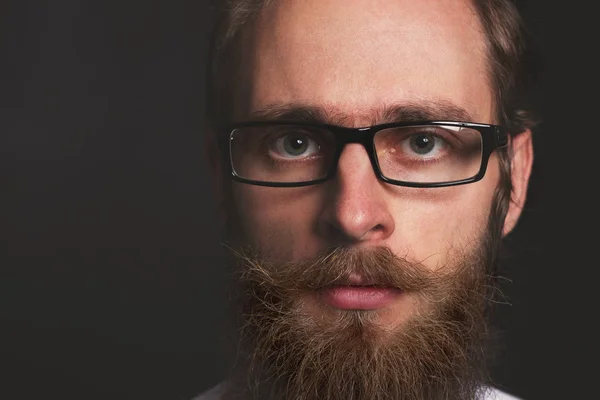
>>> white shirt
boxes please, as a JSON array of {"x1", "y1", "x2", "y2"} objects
[{"x1": 193, "y1": 382, "x2": 522, "y2": 400}]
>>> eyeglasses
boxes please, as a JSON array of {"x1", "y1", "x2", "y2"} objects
[{"x1": 218, "y1": 121, "x2": 509, "y2": 188}]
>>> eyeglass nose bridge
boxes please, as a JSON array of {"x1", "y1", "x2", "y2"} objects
[
  {"x1": 331, "y1": 125, "x2": 375, "y2": 145},
  {"x1": 327, "y1": 126, "x2": 382, "y2": 179}
]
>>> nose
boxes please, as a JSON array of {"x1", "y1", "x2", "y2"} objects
[{"x1": 318, "y1": 143, "x2": 395, "y2": 244}]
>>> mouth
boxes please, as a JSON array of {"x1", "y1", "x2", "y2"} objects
[{"x1": 319, "y1": 275, "x2": 403, "y2": 310}]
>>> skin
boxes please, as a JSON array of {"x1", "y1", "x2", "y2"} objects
[{"x1": 212, "y1": 0, "x2": 533, "y2": 331}]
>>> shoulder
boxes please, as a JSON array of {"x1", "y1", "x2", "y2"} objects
[
  {"x1": 480, "y1": 386, "x2": 522, "y2": 400},
  {"x1": 191, "y1": 383, "x2": 225, "y2": 400}
]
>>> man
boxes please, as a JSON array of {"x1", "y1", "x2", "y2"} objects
[{"x1": 198, "y1": 0, "x2": 536, "y2": 398}]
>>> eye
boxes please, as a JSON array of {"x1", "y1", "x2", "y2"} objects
[
  {"x1": 270, "y1": 134, "x2": 320, "y2": 159},
  {"x1": 402, "y1": 133, "x2": 446, "y2": 157}
]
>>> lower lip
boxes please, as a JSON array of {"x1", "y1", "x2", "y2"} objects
[{"x1": 320, "y1": 285, "x2": 402, "y2": 310}]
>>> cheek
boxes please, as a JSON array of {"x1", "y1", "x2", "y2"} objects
[
  {"x1": 393, "y1": 160, "x2": 499, "y2": 268},
  {"x1": 231, "y1": 156, "x2": 501, "y2": 264},
  {"x1": 232, "y1": 184, "x2": 322, "y2": 260}
]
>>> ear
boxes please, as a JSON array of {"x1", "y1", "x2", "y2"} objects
[{"x1": 502, "y1": 129, "x2": 534, "y2": 236}]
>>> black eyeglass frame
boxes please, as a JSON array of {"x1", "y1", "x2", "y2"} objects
[{"x1": 218, "y1": 120, "x2": 509, "y2": 188}]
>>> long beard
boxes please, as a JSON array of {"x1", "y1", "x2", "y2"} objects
[{"x1": 220, "y1": 236, "x2": 498, "y2": 400}]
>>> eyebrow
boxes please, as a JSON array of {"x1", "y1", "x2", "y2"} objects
[{"x1": 246, "y1": 100, "x2": 475, "y2": 126}]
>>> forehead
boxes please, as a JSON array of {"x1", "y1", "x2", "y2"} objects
[{"x1": 238, "y1": 0, "x2": 494, "y2": 124}]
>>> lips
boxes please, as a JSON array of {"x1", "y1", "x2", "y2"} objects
[{"x1": 319, "y1": 283, "x2": 403, "y2": 310}]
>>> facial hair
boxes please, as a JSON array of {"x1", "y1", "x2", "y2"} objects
[{"x1": 219, "y1": 233, "x2": 499, "y2": 400}]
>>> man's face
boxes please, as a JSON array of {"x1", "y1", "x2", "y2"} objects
[
  {"x1": 219, "y1": 0, "x2": 515, "y2": 398},
  {"x1": 232, "y1": 0, "x2": 496, "y2": 325}
]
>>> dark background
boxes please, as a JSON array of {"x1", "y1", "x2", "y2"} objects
[{"x1": 1, "y1": 1, "x2": 595, "y2": 399}]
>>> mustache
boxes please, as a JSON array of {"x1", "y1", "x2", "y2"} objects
[{"x1": 232, "y1": 245, "x2": 459, "y2": 296}]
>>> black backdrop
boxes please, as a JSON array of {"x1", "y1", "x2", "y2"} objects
[{"x1": 1, "y1": 1, "x2": 596, "y2": 399}]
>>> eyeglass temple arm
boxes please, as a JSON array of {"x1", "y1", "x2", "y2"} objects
[{"x1": 495, "y1": 127, "x2": 509, "y2": 148}]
